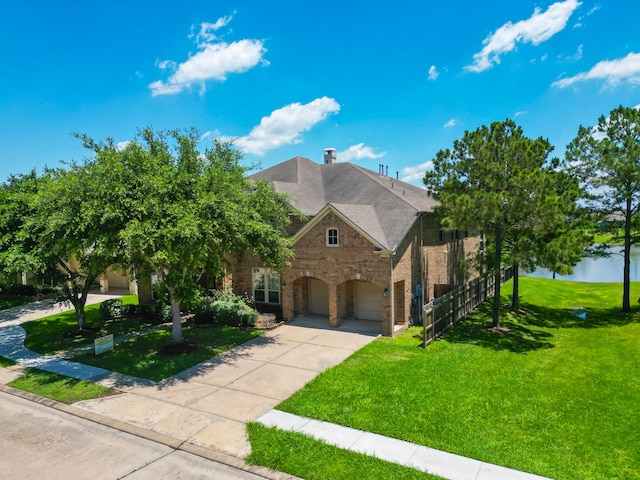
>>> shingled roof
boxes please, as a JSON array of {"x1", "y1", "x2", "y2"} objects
[{"x1": 250, "y1": 156, "x2": 439, "y2": 251}]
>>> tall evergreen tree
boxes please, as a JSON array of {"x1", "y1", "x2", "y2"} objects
[
  {"x1": 424, "y1": 119, "x2": 585, "y2": 327},
  {"x1": 566, "y1": 105, "x2": 640, "y2": 312}
]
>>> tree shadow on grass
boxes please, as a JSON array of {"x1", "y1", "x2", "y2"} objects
[
  {"x1": 440, "y1": 301, "x2": 555, "y2": 353},
  {"x1": 517, "y1": 301, "x2": 640, "y2": 330},
  {"x1": 439, "y1": 298, "x2": 640, "y2": 353}
]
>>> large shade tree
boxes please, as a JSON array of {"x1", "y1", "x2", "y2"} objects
[
  {"x1": 0, "y1": 164, "x2": 125, "y2": 331},
  {"x1": 566, "y1": 105, "x2": 640, "y2": 313},
  {"x1": 424, "y1": 119, "x2": 586, "y2": 327},
  {"x1": 76, "y1": 128, "x2": 295, "y2": 344}
]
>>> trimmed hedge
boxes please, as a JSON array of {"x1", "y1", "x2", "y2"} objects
[{"x1": 99, "y1": 298, "x2": 123, "y2": 319}]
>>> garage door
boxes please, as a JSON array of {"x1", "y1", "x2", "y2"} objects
[
  {"x1": 355, "y1": 281, "x2": 382, "y2": 321},
  {"x1": 309, "y1": 278, "x2": 329, "y2": 315}
]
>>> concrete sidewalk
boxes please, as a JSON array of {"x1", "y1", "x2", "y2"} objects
[
  {"x1": 257, "y1": 410, "x2": 551, "y2": 480},
  {"x1": 0, "y1": 301, "x2": 553, "y2": 480}
]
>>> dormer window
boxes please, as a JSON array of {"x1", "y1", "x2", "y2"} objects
[{"x1": 327, "y1": 228, "x2": 339, "y2": 247}]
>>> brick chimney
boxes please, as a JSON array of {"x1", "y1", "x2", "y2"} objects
[{"x1": 323, "y1": 148, "x2": 337, "y2": 164}]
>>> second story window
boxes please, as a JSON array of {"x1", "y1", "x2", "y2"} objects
[{"x1": 327, "y1": 228, "x2": 339, "y2": 247}]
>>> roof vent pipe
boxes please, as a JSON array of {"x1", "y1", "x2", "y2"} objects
[
  {"x1": 323, "y1": 148, "x2": 337, "y2": 164},
  {"x1": 385, "y1": 165, "x2": 388, "y2": 177}
]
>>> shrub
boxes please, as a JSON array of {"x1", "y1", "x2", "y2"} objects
[
  {"x1": 99, "y1": 298, "x2": 123, "y2": 319},
  {"x1": 6, "y1": 284, "x2": 38, "y2": 296},
  {"x1": 121, "y1": 304, "x2": 139, "y2": 317},
  {"x1": 193, "y1": 289, "x2": 258, "y2": 328}
]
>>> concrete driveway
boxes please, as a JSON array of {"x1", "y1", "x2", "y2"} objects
[{"x1": 73, "y1": 317, "x2": 379, "y2": 458}]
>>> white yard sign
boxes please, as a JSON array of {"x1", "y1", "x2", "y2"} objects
[{"x1": 94, "y1": 334, "x2": 114, "y2": 355}]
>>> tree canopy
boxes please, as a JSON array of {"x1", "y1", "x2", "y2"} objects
[
  {"x1": 424, "y1": 119, "x2": 587, "y2": 327},
  {"x1": 75, "y1": 127, "x2": 295, "y2": 343},
  {"x1": 566, "y1": 105, "x2": 640, "y2": 312}
]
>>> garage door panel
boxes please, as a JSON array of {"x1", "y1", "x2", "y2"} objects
[
  {"x1": 309, "y1": 278, "x2": 329, "y2": 315},
  {"x1": 355, "y1": 282, "x2": 382, "y2": 321}
]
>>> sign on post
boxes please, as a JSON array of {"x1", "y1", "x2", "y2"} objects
[{"x1": 94, "y1": 334, "x2": 114, "y2": 355}]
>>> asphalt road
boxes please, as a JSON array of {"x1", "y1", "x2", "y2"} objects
[{"x1": 0, "y1": 391, "x2": 267, "y2": 480}]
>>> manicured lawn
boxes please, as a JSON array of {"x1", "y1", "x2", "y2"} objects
[
  {"x1": 19, "y1": 296, "x2": 264, "y2": 381},
  {"x1": 74, "y1": 325, "x2": 263, "y2": 381},
  {"x1": 253, "y1": 277, "x2": 640, "y2": 480},
  {"x1": 8, "y1": 368, "x2": 118, "y2": 403},
  {"x1": 247, "y1": 424, "x2": 443, "y2": 480},
  {"x1": 22, "y1": 295, "x2": 146, "y2": 355}
]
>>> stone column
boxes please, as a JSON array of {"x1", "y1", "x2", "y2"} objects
[{"x1": 328, "y1": 284, "x2": 340, "y2": 327}]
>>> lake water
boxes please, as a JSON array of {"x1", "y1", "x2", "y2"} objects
[{"x1": 527, "y1": 246, "x2": 640, "y2": 283}]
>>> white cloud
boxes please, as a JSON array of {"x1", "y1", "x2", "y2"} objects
[
  {"x1": 233, "y1": 97, "x2": 341, "y2": 156},
  {"x1": 466, "y1": 0, "x2": 581, "y2": 73},
  {"x1": 443, "y1": 119, "x2": 456, "y2": 128},
  {"x1": 337, "y1": 143, "x2": 386, "y2": 162},
  {"x1": 150, "y1": 15, "x2": 267, "y2": 96},
  {"x1": 552, "y1": 51, "x2": 640, "y2": 88},
  {"x1": 514, "y1": 110, "x2": 526, "y2": 117},
  {"x1": 560, "y1": 44, "x2": 583, "y2": 61},
  {"x1": 428, "y1": 65, "x2": 439, "y2": 80},
  {"x1": 115, "y1": 141, "x2": 131, "y2": 151},
  {"x1": 193, "y1": 14, "x2": 235, "y2": 44},
  {"x1": 401, "y1": 161, "x2": 433, "y2": 183}
]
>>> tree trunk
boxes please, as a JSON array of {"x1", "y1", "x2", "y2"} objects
[
  {"x1": 511, "y1": 264, "x2": 519, "y2": 311},
  {"x1": 166, "y1": 287, "x2": 183, "y2": 344},
  {"x1": 492, "y1": 228, "x2": 502, "y2": 328},
  {"x1": 623, "y1": 198, "x2": 632, "y2": 313},
  {"x1": 75, "y1": 305, "x2": 86, "y2": 331}
]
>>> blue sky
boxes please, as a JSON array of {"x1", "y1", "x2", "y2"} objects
[{"x1": 1, "y1": 0, "x2": 639, "y2": 185}]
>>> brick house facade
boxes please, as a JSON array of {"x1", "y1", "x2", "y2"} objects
[{"x1": 229, "y1": 151, "x2": 477, "y2": 337}]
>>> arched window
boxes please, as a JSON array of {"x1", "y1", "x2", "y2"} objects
[{"x1": 327, "y1": 228, "x2": 339, "y2": 246}]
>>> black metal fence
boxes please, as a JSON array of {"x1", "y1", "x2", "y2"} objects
[{"x1": 422, "y1": 266, "x2": 513, "y2": 347}]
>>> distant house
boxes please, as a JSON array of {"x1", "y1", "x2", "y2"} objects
[{"x1": 228, "y1": 149, "x2": 478, "y2": 336}]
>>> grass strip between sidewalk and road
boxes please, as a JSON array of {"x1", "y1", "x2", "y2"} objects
[
  {"x1": 8, "y1": 368, "x2": 118, "y2": 404},
  {"x1": 249, "y1": 277, "x2": 640, "y2": 480},
  {"x1": 246, "y1": 423, "x2": 443, "y2": 480}
]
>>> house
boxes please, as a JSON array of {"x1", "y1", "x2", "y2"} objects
[{"x1": 228, "y1": 149, "x2": 478, "y2": 337}]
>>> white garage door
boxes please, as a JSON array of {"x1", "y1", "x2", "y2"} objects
[
  {"x1": 309, "y1": 278, "x2": 329, "y2": 315},
  {"x1": 355, "y1": 281, "x2": 382, "y2": 321}
]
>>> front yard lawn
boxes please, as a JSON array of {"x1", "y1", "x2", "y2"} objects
[
  {"x1": 19, "y1": 296, "x2": 264, "y2": 381},
  {"x1": 22, "y1": 295, "x2": 147, "y2": 355},
  {"x1": 74, "y1": 325, "x2": 263, "y2": 381},
  {"x1": 250, "y1": 277, "x2": 640, "y2": 480}
]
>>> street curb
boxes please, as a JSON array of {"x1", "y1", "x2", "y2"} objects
[{"x1": 0, "y1": 384, "x2": 301, "y2": 480}]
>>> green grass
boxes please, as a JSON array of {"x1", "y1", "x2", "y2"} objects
[
  {"x1": 73, "y1": 325, "x2": 263, "y2": 381},
  {"x1": 8, "y1": 368, "x2": 118, "y2": 403},
  {"x1": 246, "y1": 424, "x2": 443, "y2": 480},
  {"x1": 22, "y1": 295, "x2": 145, "y2": 355},
  {"x1": 20, "y1": 296, "x2": 264, "y2": 381},
  {"x1": 252, "y1": 277, "x2": 640, "y2": 480},
  {"x1": 0, "y1": 296, "x2": 32, "y2": 311},
  {"x1": 0, "y1": 357, "x2": 16, "y2": 367}
]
